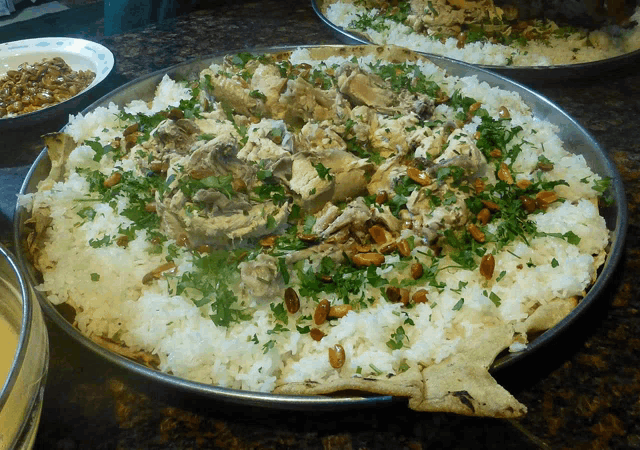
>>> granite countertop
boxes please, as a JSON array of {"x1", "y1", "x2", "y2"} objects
[{"x1": 1, "y1": 1, "x2": 640, "y2": 448}]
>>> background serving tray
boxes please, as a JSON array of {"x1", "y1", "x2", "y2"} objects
[{"x1": 311, "y1": 0, "x2": 640, "y2": 84}]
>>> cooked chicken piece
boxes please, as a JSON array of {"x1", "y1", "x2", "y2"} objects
[
  {"x1": 23, "y1": 208, "x2": 53, "y2": 272},
  {"x1": 250, "y1": 63, "x2": 288, "y2": 117},
  {"x1": 336, "y1": 64, "x2": 434, "y2": 119},
  {"x1": 427, "y1": 129, "x2": 494, "y2": 182},
  {"x1": 160, "y1": 197, "x2": 290, "y2": 249},
  {"x1": 296, "y1": 122, "x2": 374, "y2": 203},
  {"x1": 336, "y1": 63, "x2": 393, "y2": 108},
  {"x1": 406, "y1": 186, "x2": 470, "y2": 244},
  {"x1": 156, "y1": 130, "x2": 291, "y2": 248},
  {"x1": 191, "y1": 189, "x2": 252, "y2": 213},
  {"x1": 238, "y1": 253, "x2": 283, "y2": 299},
  {"x1": 153, "y1": 118, "x2": 201, "y2": 155},
  {"x1": 348, "y1": 105, "x2": 376, "y2": 142},
  {"x1": 298, "y1": 121, "x2": 348, "y2": 153},
  {"x1": 370, "y1": 113, "x2": 421, "y2": 157},
  {"x1": 197, "y1": 85, "x2": 216, "y2": 112},
  {"x1": 367, "y1": 154, "x2": 409, "y2": 196},
  {"x1": 319, "y1": 197, "x2": 372, "y2": 240},
  {"x1": 312, "y1": 203, "x2": 342, "y2": 236},
  {"x1": 133, "y1": 118, "x2": 203, "y2": 173},
  {"x1": 289, "y1": 155, "x2": 334, "y2": 213},
  {"x1": 372, "y1": 205, "x2": 403, "y2": 234},
  {"x1": 409, "y1": 125, "x2": 450, "y2": 160},
  {"x1": 195, "y1": 111, "x2": 239, "y2": 136},
  {"x1": 323, "y1": 149, "x2": 372, "y2": 203},
  {"x1": 185, "y1": 133, "x2": 255, "y2": 182},
  {"x1": 237, "y1": 119, "x2": 294, "y2": 184},
  {"x1": 237, "y1": 119, "x2": 292, "y2": 163},
  {"x1": 409, "y1": 0, "x2": 502, "y2": 31},
  {"x1": 278, "y1": 77, "x2": 339, "y2": 125},
  {"x1": 203, "y1": 69, "x2": 263, "y2": 117},
  {"x1": 284, "y1": 242, "x2": 348, "y2": 265}
]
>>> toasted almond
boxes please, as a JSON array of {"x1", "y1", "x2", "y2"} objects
[
  {"x1": 231, "y1": 178, "x2": 247, "y2": 193},
  {"x1": 123, "y1": 123, "x2": 139, "y2": 136},
  {"x1": 329, "y1": 344, "x2": 345, "y2": 369},
  {"x1": 328, "y1": 304, "x2": 352, "y2": 319},
  {"x1": 407, "y1": 167, "x2": 432, "y2": 186},
  {"x1": 189, "y1": 168, "x2": 215, "y2": 180},
  {"x1": 196, "y1": 244, "x2": 212, "y2": 254},
  {"x1": 176, "y1": 233, "x2": 190, "y2": 247},
  {"x1": 103, "y1": 172, "x2": 122, "y2": 188},
  {"x1": 468, "y1": 224, "x2": 485, "y2": 243},
  {"x1": 397, "y1": 239, "x2": 411, "y2": 257},
  {"x1": 375, "y1": 191, "x2": 388, "y2": 204},
  {"x1": 410, "y1": 262, "x2": 423, "y2": 280},
  {"x1": 352, "y1": 252, "x2": 385, "y2": 267},
  {"x1": 400, "y1": 288, "x2": 410, "y2": 305},
  {"x1": 142, "y1": 261, "x2": 177, "y2": 284},
  {"x1": 116, "y1": 235, "x2": 129, "y2": 248},
  {"x1": 259, "y1": 235, "x2": 277, "y2": 248},
  {"x1": 520, "y1": 196, "x2": 536, "y2": 213},
  {"x1": 168, "y1": 108, "x2": 184, "y2": 121},
  {"x1": 350, "y1": 243, "x2": 371, "y2": 253},
  {"x1": 310, "y1": 328, "x2": 326, "y2": 341},
  {"x1": 149, "y1": 162, "x2": 169, "y2": 173},
  {"x1": 480, "y1": 254, "x2": 495, "y2": 280},
  {"x1": 477, "y1": 208, "x2": 491, "y2": 225},
  {"x1": 537, "y1": 161, "x2": 554, "y2": 171},
  {"x1": 386, "y1": 286, "x2": 402, "y2": 303},
  {"x1": 298, "y1": 234, "x2": 319, "y2": 243},
  {"x1": 314, "y1": 299, "x2": 330, "y2": 325},
  {"x1": 412, "y1": 289, "x2": 429, "y2": 304},
  {"x1": 284, "y1": 287, "x2": 300, "y2": 314},
  {"x1": 482, "y1": 200, "x2": 500, "y2": 211},
  {"x1": 497, "y1": 162, "x2": 514, "y2": 184},
  {"x1": 536, "y1": 190, "x2": 558, "y2": 209},
  {"x1": 124, "y1": 132, "x2": 140, "y2": 149},
  {"x1": 368, "y1": 224, "x2": 389, "y2": 245},
  {"x1": 379, "y1": 242, "x2": 397, "y2": 255}
]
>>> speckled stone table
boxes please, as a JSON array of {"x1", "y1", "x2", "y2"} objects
[{"x1": 1, "y1": 1, "x2": 640, "y2": 448}]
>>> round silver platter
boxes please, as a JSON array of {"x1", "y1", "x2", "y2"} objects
[
  {"x1": 13, "y1": 45, "x2": 628, "y2": 410},
  {"x1": 311, "y1": 0, "x2": 640, "y2": 83}
]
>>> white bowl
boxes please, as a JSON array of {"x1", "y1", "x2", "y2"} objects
[
  {"x1": 0, "y1": 244, "x2": 48, "y2": 449},
  {"x1": 0, "y1": 37, "x2": 114, "y2": 119},
  {"x1": 0, "y1": 37, "x2": 114, "y2": 167}
]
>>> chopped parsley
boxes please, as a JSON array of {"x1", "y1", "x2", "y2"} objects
[
  {"x1": 386, "y1": 326, "x2": 409, "y2": 350},
  {"x1": 175, "y1": 250, "x2": 250, "y2": 327}
]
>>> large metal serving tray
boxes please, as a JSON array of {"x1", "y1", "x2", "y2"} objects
[{"x1": 13, "y1": 45, "x2": 627, "y2": 410}]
